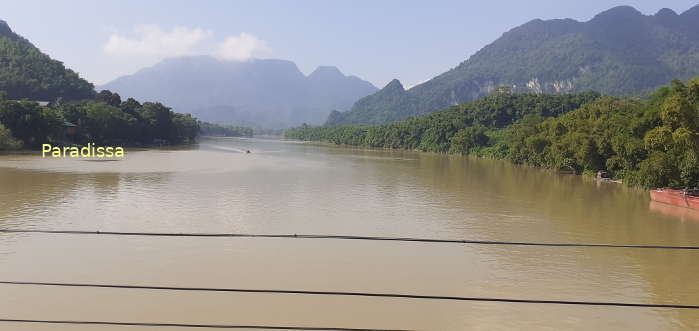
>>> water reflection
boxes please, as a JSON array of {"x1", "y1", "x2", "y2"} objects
[{"x1": 649, "y1": 201, "x2": 699, "y2": 223}]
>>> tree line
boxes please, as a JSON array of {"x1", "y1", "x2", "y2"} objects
[
  {"x1": 199, "y1": 122, "x2": 253, "y2": 137},
  {"x1": 0, "y1": 90, "x2": 199, "y2": 150},
  {"x1": 285, "y1": 78, "x2": 699, "y2": 188}
]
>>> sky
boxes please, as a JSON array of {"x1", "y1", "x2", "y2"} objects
[{"x1": 2, "y1": 0, "x2": 698, "y2": 88}]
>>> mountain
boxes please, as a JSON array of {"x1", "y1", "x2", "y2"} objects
[
  {"x1": 0, "y1": 20, "x2": 94, "y2": 101},
  {"x1": 100, "y1": 57, "x2": 377, "y2": 128},
  {"x1": 326, "y1": 79, "x2": 414, "y2": 125},
  {"x1": 328, "y1": 5, "x2": 699, "y2": 126}
]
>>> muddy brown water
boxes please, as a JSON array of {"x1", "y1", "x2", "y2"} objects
[{"x1": 0, "y1": 137, "x2": 698, "y2": 330}]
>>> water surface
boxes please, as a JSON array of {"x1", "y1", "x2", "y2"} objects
[{"x1": 1, "y1": 137, "x2": 698, "y2": 330}]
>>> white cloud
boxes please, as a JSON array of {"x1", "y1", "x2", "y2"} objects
[
  {"x1": 215, "y1": 32, "x2": 271, "y2": 61},
  {"x1": 99, "y1": 25, "x2": 272, "y2": 83},
  {"x1": 103, "y1": 24, "x2": 212, "y2": 57}
]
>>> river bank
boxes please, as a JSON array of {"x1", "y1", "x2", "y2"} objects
[{"x1": 286, "y1": 79, "x2": 699, "y2": 189}]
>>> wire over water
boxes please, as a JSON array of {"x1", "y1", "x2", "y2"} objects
[
  {"x1": 1, "y1": 280, "x2": 698, "y2": 309},
  {"x1": 1, "y1": 229, "x2": 698, "y2": 250},
  {"x1": 0, "y1": 318, "x2": 409, "y2": 330}
]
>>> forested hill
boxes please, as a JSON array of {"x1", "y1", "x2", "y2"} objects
[
  {"x1": 0, "y1": 20, "x2": 94, "y2": 101},
  {"x1": 287, "y1": 77, "x2": 699, "y2": 189},
  {"x1": 328, "y1": 4, "x2": 699, "y2": 126},
  {"x1": 288, "y1": 90, "x2": 601, "y2": 151},
  {"x1": 0, "y1": 22, "x2": 200, "y2": 150}
]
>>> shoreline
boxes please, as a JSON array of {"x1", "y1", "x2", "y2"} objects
[{"x1": 284, "y1": 138, "x2": 631, "y2": 187}]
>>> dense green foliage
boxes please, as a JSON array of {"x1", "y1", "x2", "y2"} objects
[
  {"x1": 0, "y1": 122, "x2": 20, "y2": 150},
  {"x1": 0, "y1": 20, "x2": 95, "y2": 101},
  {"x1": 286, "y1": 78, "x2": 699, "y2": 188},
  {"x1": 509, "y1": 79, "x2": 699, "y2": 188},
  {"x1": 0, "y1": 90, "x2": 199, "y2": 149},
  {"x1": 289, "y1": 91, "x2": 600, "y2": 152},
  {"x1": 199, "y1": 121, "x2": 253, "y2": 137},
  {"x1": 330, "y1": 5, "x2": 699, "y2": 126}
]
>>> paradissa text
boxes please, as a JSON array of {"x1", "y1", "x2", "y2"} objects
[{"x1": 42, "y1": 143, "x2": 125, "y2": 158}]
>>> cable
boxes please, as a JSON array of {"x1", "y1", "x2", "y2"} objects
[
  {"x1": 1, "y1": 280, "x2": 697, "y2": 309},
  {"x1": 0, "y1": 318, "x2": 408, "y2": 330},
  {"x1": 1, "y1": 229, "x2": 698, "y2": 250}
]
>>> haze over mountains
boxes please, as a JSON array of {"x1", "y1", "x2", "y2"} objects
[
  {"x1": 100, "y1": 57, "x2": 377, "y2": 128},
  {"x1": 4, "y1": 4, "x2": 699, "y2": 131},
  {"x1": 1, "y1": 17, "x2": 377, "y2": 130},
  {"x1": 328, "y1": 5, "x2": 699, "y2": 126}
]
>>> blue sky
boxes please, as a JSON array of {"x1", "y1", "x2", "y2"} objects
[{"x1": 3, "y1": 0, "x2": 697, "y2": 88}]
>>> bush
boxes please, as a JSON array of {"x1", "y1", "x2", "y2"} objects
[{"x1": 0, "y1": 123, "x2": 21, "y2": 150}]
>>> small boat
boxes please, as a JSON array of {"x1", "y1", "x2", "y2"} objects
[{"x1": 649, "y1": 188, "x2": 699, "y2": 210}]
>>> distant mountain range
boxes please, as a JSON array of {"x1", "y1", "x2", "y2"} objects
[
  {"x1": 0, "y1": 20, "x2": 94, "y2": 101},
  {"x1": 327, "y1": 4, "x2": 699, "y2": 126},
  {"x1": 100, "y1": 57, "x2": 377, "y2": 128}
]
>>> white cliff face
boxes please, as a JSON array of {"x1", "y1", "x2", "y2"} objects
[
  {"x1": 465, "y1": 77, "x2": 575, "y2": 101},
  {"x1": 526, "y1": 78, "x2": 543, "y2": 93},
  {"x1": 525, "y1": 77, "x2": 575, "y2": 94},
  {"x1": 551, "y1": 79, "x2": 575, "y2": 93}
]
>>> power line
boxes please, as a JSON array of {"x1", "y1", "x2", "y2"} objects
[
  {"x1": 1, "y1": 229, "x2": 698, "y2": 250},
  {"x1": 0, "y1": 318, "x2": 408, "y2": 330},
  {"x1": 1, "y1": 280, "x2": 698, "y2": 309}
]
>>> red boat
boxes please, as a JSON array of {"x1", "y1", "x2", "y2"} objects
[{"x1": 650, "y1": 188, "x2": 699, "y2": 210}]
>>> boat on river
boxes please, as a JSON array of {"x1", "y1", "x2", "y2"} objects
[{"x1": 650, "y1": 188, "x2": 699, "y2": 210}]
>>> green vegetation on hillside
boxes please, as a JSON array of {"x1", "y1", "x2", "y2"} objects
[
  {"x1": 199, "y1": 122, "x2": 253, "y2": 137},
  {"x1": 330, "y1": 5, "x2": 699, "y2": 126},
  {"x1": 286, "y1": 78, "x2": 699, "y2": 188},
  {"x1": 509, "y1": 79, "x2": 699, "y2": 188},
  {"x1": 288, "y1": 90, "x2": 600, "y2": 151},
  {"x1": 0, "y1": 20, "x2": 95, "y2": 101},
  {"x1": 0, "y1": 21, "x2": 204, "y2": 151},
  {"x1": 0, "y1": 90, "x2": 199, "y2": 150}
]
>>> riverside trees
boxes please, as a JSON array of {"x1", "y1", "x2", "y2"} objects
[
  {"x1": 285, "y1": 78, "x2": 699, "y2": 188},
  {"x1": 0, "y1": 90, "x2": 200, "y2": 149}
]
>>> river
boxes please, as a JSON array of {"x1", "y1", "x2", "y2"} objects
[{"x1": 0, "y1": 137, "x2": 698, "y2": 330}]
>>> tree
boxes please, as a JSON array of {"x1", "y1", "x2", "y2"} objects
[
  {"x1": 140, "y1": 102, "x2": 174, "y2": 142},
  {"x1": 96, "y1": 90, "x2": 122, "y2": 107},
  {"x1": 83, "y1": 102, "x2": 134, "y2": 144},
  {"x1": 0, "y1": 100, "x2": 62, "y2": 147},
  {"x1": 449, "y1": 125, "x2": 488, "y2": 154},
  {"x1": 171, "y1": 113, "x2": 199, "y2": 143},
  {"x1": 0, "y1": 123, "x2": 21, "y2": 150}
]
